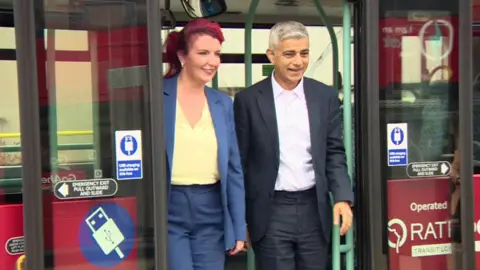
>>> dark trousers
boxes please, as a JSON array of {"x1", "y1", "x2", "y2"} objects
[
  {"x1": 253, "y1": 188, "x2": 329, "y2": 270},
  {"x1": 168, "y1": 183, "x2": 225, "y2": 270}
]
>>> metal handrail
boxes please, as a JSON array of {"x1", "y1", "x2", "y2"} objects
[
  {"x1": 312, "y1": 0, "x2": 354, "y2": 269},
  {"x1": 0, "y1": 143, "x2": 93, "y2": 152},
  {"x1": 244, "y1": 1, "x2": 260, "y2": 269},
  {"x1": 0, "y1": 143, "x2": 94, "y2": 189},
  {"x1": 0, "y1": 130, "x2": 93, "y2": 139}
]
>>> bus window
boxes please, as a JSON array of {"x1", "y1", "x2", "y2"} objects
[{"x1": 0, "y1": 9, "x2": 25, "y2": 269}]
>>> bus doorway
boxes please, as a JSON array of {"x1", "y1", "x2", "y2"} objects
[{"x1": 1, "y1": 0, "x2": 359, "y2": 269}]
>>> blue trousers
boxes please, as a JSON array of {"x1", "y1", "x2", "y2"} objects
[{"x1": 168, "y1": 183, "x2": 225, "y2": 270}]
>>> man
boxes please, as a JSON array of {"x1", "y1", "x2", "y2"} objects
[{"x1": 234, "y1": 21, "x2": 354, "y2": 270}]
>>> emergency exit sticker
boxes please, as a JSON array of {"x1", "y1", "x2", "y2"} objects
[
  {"x1": 115, "y1": 130, "x2": 143, "y2": 180},
  {"x1": 387, "y1": 123, "x2": 408, "y2": 166}
]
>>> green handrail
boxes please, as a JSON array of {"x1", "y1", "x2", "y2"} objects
[
  {"x1": 312, "y1": 0, "x2": 339, "y2": 91},
  {"x1": 0, "y1": 178, "x2": 23, "y2": 188},
  {"x1": 212, "y1": 73, "x2": 219, "y2": 89},
  {"x1": 0, "y1": 143, "x2": 94, "y2": 189},
  {"x1": 244, "y1": 1, "x2": 260, "y2": 269},
  {"x1": 342, "y1": 1, "x2": 355, "y2": 270},
  {"x1": 311, "y1": 0, "x2": 355, "y2": 269},
  {"x1": 0, "y1": 143, "x2": 94, "y2": 152},
  {"x1": 46, "y1": 29, "x2": 59, "y2": 175},
  {"x1": 90, "y1": 34, "x2": 102, "y2": 175}
]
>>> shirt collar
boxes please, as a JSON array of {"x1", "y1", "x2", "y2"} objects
[{"x1": 271, "y1": 71, "x2": 305, "y2": 100}]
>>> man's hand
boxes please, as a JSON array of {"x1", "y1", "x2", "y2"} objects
[
  {"x1": 242, "y1": 230, "x2": 251, "y2": 252},
  {"x1": 229, "y1": 241, "x2": 245, "y2": 256},
  {"x1": 333, "y1": 201, "x2": 353, "y2": 236}
]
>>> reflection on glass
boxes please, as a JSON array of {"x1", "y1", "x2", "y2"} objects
[
  {"x1": 0, "y1": 7, "x2": 25, "y2": 270},
  {"x1": 32, "y1": 1, "x2": 156, "y2": 269},
  {"x1": 379, "y1": 2, "x2": 460, "y2": 269},
  {"x1": 471, "y1": 24, "x2": 480, "y2": 270}
]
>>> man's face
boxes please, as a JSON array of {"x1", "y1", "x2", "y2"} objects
[{"x1": 267, "y1": 37, "x2": 310, "y2": 89}]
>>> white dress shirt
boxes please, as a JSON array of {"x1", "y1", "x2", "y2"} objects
[{"x1": 272, "y1": 74, "x2": 316, "y2": 192}]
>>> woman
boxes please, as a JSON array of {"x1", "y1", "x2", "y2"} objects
[{"x1": 162, "y1": 19, "x2": 246, "y2": 270}]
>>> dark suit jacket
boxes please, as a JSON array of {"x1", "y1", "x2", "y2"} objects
[
  {"x1": 233, "y1": 76, "x2": 354, "y2": 243},
  {"x1": 163, "y1": 75, "x2": 247, "y2": 249}
]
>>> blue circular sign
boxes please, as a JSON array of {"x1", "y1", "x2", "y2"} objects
[
  {"x1": 78, "y1": 202, "x2": 135, "y2": 268},
  {"x1": 390, "y1": 127, "x2": 404, "y2": 145},
  {"x1": 120, "y1": 135, "x2": 138, "y2": 156}
]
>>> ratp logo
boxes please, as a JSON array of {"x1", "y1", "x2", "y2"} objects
[{"x1": 388, "y1": 218, "x2": 408, "y2": 253}]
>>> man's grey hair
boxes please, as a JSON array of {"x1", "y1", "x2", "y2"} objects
[{"x1": 269, "y1": 21, "x2": 309, "y2": 50}]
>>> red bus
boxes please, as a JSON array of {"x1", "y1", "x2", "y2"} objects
[{"x1": 0, "y1": 0, "x2": 479, "y2": 269}]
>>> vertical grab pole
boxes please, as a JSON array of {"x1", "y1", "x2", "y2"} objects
[
  {"x1": 46, "y1": 29, "x2": 59, "y2": 177},
  {"x1": 212, "y1": 73, "x2": 219, "y2": 89},
  {"x1": 342, "y1": 1, "x2": 354, "y2": 270},
  {"x1": 245, "y1": 0, "x2": 259, "y2": 87},
  {"x1": 89, "y1": 33, "x2": 102, "y2": 174},
  {"x1": 245, "y1": 0, "x2": 260, "y2": 269},
  {"x1": 312, "y1": 0, "x2": 339, "y2": 90},
  {"x1": 312, "y1": 0, "x2": 340, "y2": 269}
]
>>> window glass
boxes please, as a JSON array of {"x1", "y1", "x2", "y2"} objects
[
  {"x1": 0, "y1": 8, "x2": 24, "y2": 270},
  {"x1": 379, "y1": 2, "x2": 462, "y2": 269}
]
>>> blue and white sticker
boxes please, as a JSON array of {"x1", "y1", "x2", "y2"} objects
[
  {"x1": 78, "y1": 202, "x2": 135, "y2": 268},
  {"x1": 387, "y1": 123, "x2": 408, "y2": 166},
  {"x1": 115, "y1": 130, "x2": 143, "y2": 180}
]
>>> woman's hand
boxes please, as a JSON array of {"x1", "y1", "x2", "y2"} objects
[
  {"x1": 229, "y1": 241, "x2": 245, "y2": 256},
  {"x1": 242, "y1": 230, "x2": 251, "y2": 252}
]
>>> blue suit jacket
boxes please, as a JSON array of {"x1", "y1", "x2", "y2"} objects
[{"x1": 163, "y1": 76, "x2": 247, "y2": 249}]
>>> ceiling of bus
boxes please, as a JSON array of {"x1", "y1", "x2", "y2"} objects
[
  {"x1": 172, "y1": 0, "x2": 344, "y2": 24},
  {"x1": 0, "y1": 0, "x2": 343, "y2": 27}
]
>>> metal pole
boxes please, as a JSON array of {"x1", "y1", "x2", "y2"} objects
[
  {"x1": 13, "y1": 0, "x2": 45, "y2": 268},
  {"x1": 146, "y1": 0, "x2": 169, "y2": 268},
  {"x1": 212, "y1": 73, "x2": 219, "y2": 89},
  {"x1": 46, "y1": 29, "x2": 58, "y2": 176},
  {"x1": 342, "y1": 2, "x2": 355, "y2": 270},
  {"x1": 89, "y1": 32, "x2": 102, "y2": 175},
  {"x1": 244, "y1": 0, "x2": 260, "y2": 269},
  {"x1": 312, "y1": 0, "x2": 341, "y2": 269},
  {"x1": 313, "y1": 0, "x2": 339, "y2": 90}
]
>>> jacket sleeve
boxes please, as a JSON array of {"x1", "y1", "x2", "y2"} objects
[
  {"x1": 233, "y1": 94, "x2": 249, "y2": 174},
  {"x1": 326, "y1": 94, "x2": 354, "y2": 204},
  {"x1": 225, "y1": 97, "x2": 247, "y2": 241}
]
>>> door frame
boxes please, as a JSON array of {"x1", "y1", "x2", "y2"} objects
[
  {"x1": 355, "y1": 0, "x2": 386, "y2": 268},
  {"x1": 458, "y1": 0, "x2": 476, "y2": 267},
  {"x1": 13, "y1": 0, "x2": 45, "y2": 267},
  {"x1": 356, "y1": 0, "x2": 476, "y2": 269},
  {"x1": 13, "y1": 0, "x2": 169, "y2": 269}
]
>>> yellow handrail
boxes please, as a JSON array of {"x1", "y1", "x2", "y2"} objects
[
  {"x1": 0, "y1": 130, "x2": 93, "y2": 139},
  {"x1": 16, "y1": 254, "x2": 25, "y2": 270}
]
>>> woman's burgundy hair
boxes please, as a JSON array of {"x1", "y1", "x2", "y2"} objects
[{"x1": 163, "y1": 19, "x2": 225, "y2": 78}]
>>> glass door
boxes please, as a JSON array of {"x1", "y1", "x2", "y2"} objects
[
  {"x1": 13, "y1": 0, "x2": 167, "y2": 269},
  {"x1": 472, "y1": 5, "x2": 480, "y2": 269},
  {"x1": 0, "y1": 4, "x2": 25, "y2": 270},
  {"x1": 378, "y1": 0, "x2": 475, "y2": 269},
  {"x1": 356, "y1": 0, "x2": 475, "y2": 269}
]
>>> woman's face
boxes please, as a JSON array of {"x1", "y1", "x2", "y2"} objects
[{"x1": 179, "y1": 34, "x2": 221, "y2": 85}]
